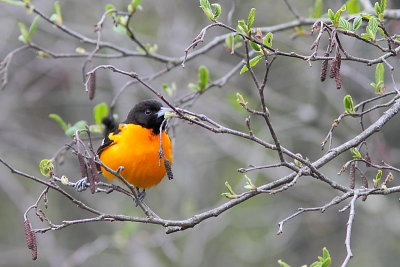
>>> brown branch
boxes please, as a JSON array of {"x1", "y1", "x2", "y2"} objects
[
  {"x1": 278, "y1": 190, "x2": 355, "y2": 234},
  {"x1": 0, "y1": 45, "x2": 28, "y2": 89},
  {"x1": 282, "y1": 0, "x2": 302, "y2": 19},
  {"x1": 322, "y1": 94, "x2": 399, "y2": 150},
  {"x1": 0, "y1": 157, "x2": 102, "y2": 216}
]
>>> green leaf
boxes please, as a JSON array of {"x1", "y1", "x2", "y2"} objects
[
  {"x1": 199, "y1": 0, "x2": 215, "y2": 22},
  {"x1": 221, "y1": 192, "x2": 237, "y2": 199},
  {"x1": 236, "y1": 92, "x2": 248, "y2": 106},
  {"x1": 244, "y1": 175, "x2": 256, "y2": 190},
  {"x1": 225, "y1": 34, "x2": 233, "y2": 49},
  {"x1": 28, "y1": 15, "x2": 39, "y2": 40},
  {"x1": 36, "y1": 51, "x2": 51, "y2": 58},
  {"x1": 18, "y1": 22, "x2": 29, "y2": 43},
  {"x1": 54, "y1": 1, "x2": 61, "y2": 16},
  {"x1": 93, "y1": 102, "x2": 109, "y2": 126},
  {"x1": 294, "y1": 158, "x2": 303, "y2": 167},
  {"x1": 352, "y1": 16, "x2": 362, "y2": 31},
  {"x1": 277, "y1": 259, "x2": 292, "y2": 267},
  {"x1": 188, "y1": 83, "x2": 200, "y2": 92},
  {"x1": 374, "y1": 2, "x2": 381, "y2": 15},
  {"x1": 375, "y1": 81, "x2": 384, "y2": 93},
  {"x1": 321, "y1": 258, "x2": 331, "y2": 267},
  {"x1": 105, "y1": 3, "x2": 117, "y2": 18},
  {"x1": 113, "y1": 24, "x2": 127, "y2": 34},
  {"x1": 328, "y1": 9, "x2": 335, "y2": 21},
  {"x1": 211, "y1": 3, "x2": 221, "y2": 21},
  {"x1": 361, "y1": 33, "x2": 371, "y2": 40},
  {"x1": 105, "y1": 4, "x2": 116, "y2": 11},
  {"x1": 372, "y1": 63, "x2": 385, "y2": 94},
  {"x1": 374, "y1": 169, "x2": 383, "y2": 188},
  {"x1": 374, "y1": 82, "x2": 383, "y2": 93},
  {"x1": 366, "y1": 16, "x2": 378, "y2": 41},
  {"x1": 128, "y1": 0, "x2": 141, "y2": 13},
  {"x1": 202, "y1": 8, "x2": 214, "y2": 22},
  {"x1": 339, "y1": 17, "x2": 351, "y2": 31},
  {"x1": 243, "y1": 185, "x2": 255, "y2": 190},
  {"x1": 366, "y1": 26, "x2": 375, "y2": 41},
  {"x1": 49, "y1": 114, "x2": 70, "y2": 131},
  {"x1": 117, "y1": 15, "x2": 128, "y2": 26},
  {"x1": 162, "y1": 83, "x2": 175, "y2": 97},
  {"x1": 320, "y1": 247, "x2": 332, "y2": 267},
  {"x1": 250, "y1": 41, "x2": 260, "y2": 51},
  {"x1": 374, "y1": 84, "x2": 384, "y2": 95},
  {"x1": 198, "y1": 65, "x2": 209, "y2": 90},
  {"x1": 322, "y1": 247, "x2": 331, "y2": 260},
  {"x1": 346, "y1": 0, "x2": 361, "y2": 14},
  {"x1": 361, "y1": 13, "x2": 373, "y2": 20},
  {"x1": 240, "y1": 54, "x2": 264, "y2": 74},
  {"x1": 39, "y1": 159, "x2": 54, "y2": 177},
  {"x1": 263, "y1": 32, "x2": 273, "y2": 47},
  {"x1": 236, "y1": 25, "x2": 246, "y2": 35},
  {"x1": 199, "y1": 0, "x2": 211, "y2": 10},
  {"x1": 377, "y1": 27, "x2": 386, "y2": 37},
  {"x1": 65, "y1": 120, "x2": 87, "y2": 137},
  {"x1": 225, "y1": 34, "x2": 243, "y2": 50},
  {"x1": 238, "y1": 19, "x2": 249, "y2": 35},
  {"x1": 51, "y1": 1, "x2": 63, "y2": 24},
  {"x1": 375, "y1": 63, "x2": 384, "y2": 85},
  {"x1": 234, "y1": 35, "x2": 243, "y2": 43},
  {"x1": 221, "y1": 181, "x2": 237, "y2": 199},
  {"x1": 380, "y1": 0, "x2": 386, "y2": 12},
  {"x1": 224, "y1": 181, "x2": 235, "y2": 195},
  {"x1": 145, "y1": 43, "x2": 158, "y2": 53},
  {"x1": 334, "y1": 5, "x2": 346, "y2": 24},
  {"x1": 247, "y1": 8, "x2": 256, "y2": 28},
  {"x1": 376, "y1": 2, "x2": 384, "y2": 22},
  {"x1": 0, "y1": 0, "x2": 24, "y2": 5},
  {"x1": 329, "y1": 6, "x2": 347, "y2": 28},
  {"x1": 309, "y1": 262, "x2": 322, "y2": 267},
  {"x1": 350, "y1": 147, "x2": 362, "y2": 158},
  {"x1": 310, "y1": 0, "x2": 323, "y2": 18},
  {"x1": 343, "y1": 95, "x2": 355, "y2": 114}
]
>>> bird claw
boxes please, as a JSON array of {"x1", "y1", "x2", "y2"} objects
[
  {"x1": 133, "y1": 189, "x2": 146, "y2": 206},
  {"x1": 74, "y1": 177, "x2": 88, "y2": 192}
]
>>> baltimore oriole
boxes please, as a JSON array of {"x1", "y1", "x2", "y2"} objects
[{"x1": 76, "y1": 99, "x2": 173, "y2": 201}]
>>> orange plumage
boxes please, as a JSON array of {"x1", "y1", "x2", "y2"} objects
[{"x1": 99, "y1": 124, "x2": 173, "y2": 189}]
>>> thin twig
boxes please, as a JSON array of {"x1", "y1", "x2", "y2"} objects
[
  {"x1": 282, "y1": 0, "x2": 301, "y2": 19},
  {"x1": 340, "y1": 192, "x2": 359, "y2": 267}
]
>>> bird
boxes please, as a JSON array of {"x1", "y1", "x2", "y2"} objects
[{"x1": 76, "y1": 99, "x2": 174, "y2": 202}]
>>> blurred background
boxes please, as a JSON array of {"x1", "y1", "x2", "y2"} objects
[{"x1": 1, "y1": 0, "x2": 400, "y2": 266}]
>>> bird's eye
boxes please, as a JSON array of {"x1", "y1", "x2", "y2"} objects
[{"x1": 145, "y1": 109, "x2": 151, "y2": 115}]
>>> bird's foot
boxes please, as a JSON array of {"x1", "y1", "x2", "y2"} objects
[
  {"x1": 133, "y1": 188, "x2": 146, "y2": 206},
  {"x1": 74, "y1": 177, "x2": 88, "y2": 192}
]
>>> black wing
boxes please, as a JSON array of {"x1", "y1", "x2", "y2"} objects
[{"x1": 97, "y1": 117, "x2": 119, "y2": 156}]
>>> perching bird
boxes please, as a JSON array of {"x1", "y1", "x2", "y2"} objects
[{"x1": 75, "y1": 99, "x2": 174, "y2": 201}]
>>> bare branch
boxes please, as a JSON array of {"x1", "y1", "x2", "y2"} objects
[{"x1": 340, "y1": 192, "x2": 359, "y2": 267}]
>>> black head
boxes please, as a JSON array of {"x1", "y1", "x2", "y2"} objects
[{"x1": 124, "y1": 99, "x2": 169, "y2": 135}]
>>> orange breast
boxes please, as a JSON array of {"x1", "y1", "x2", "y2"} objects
[{"x1": 99, "y1": 124, "x2": 173, "y2": 189}]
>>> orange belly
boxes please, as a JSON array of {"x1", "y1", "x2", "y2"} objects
[{"x1": 99, "y1": 124, "x2": 173, "y2": 189}]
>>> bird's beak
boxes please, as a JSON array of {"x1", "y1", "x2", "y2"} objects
[{"x1": 156, "y1": 107, "x2": 176, "y2": 118}]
